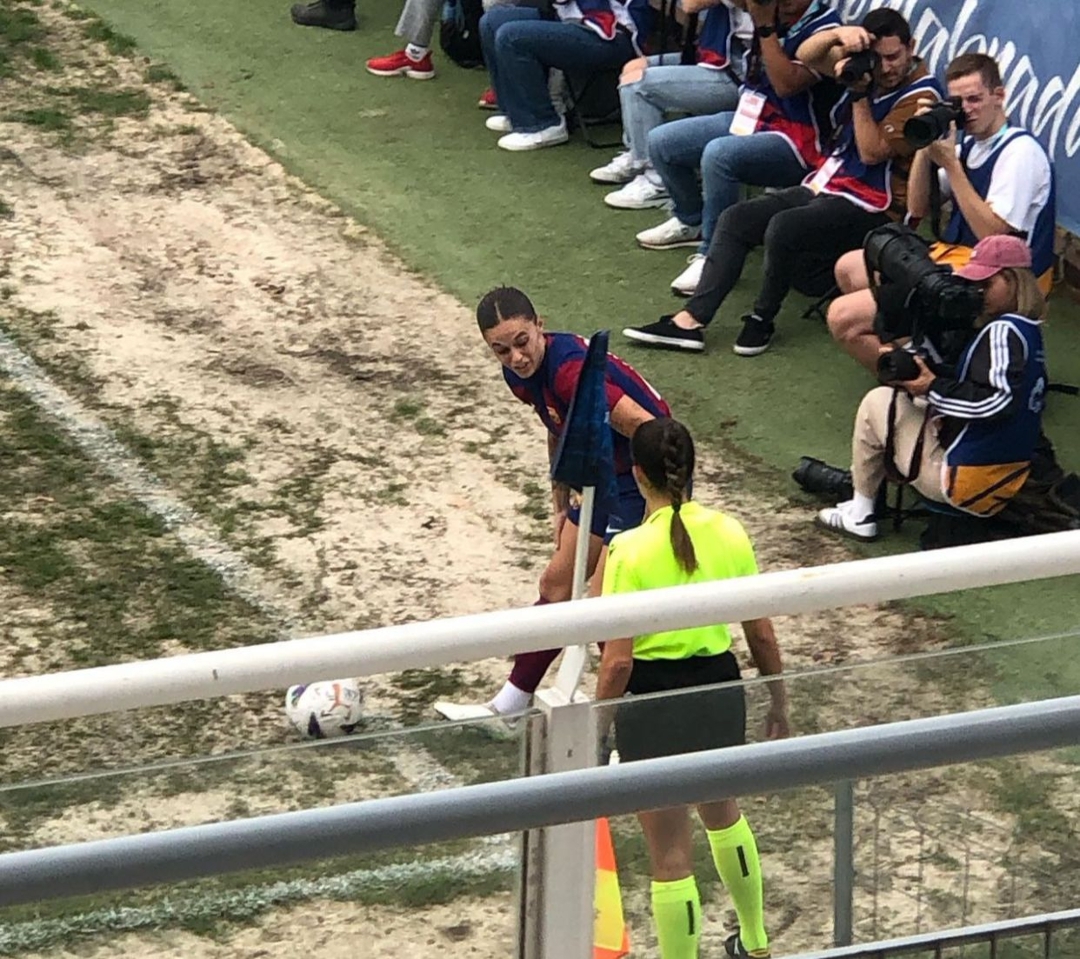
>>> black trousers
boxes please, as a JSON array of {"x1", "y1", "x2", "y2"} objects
[{"x1": 684, "y1": 186, "x2": 892, "y2": 327}]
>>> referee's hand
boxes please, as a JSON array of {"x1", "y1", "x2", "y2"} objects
[{"x1": 765, "y1": 704, "x2": 790, "y2": 740}]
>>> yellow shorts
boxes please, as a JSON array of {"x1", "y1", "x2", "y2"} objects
[{"x1": 929, "y1": 241, "x2": 1054, "y2": 296}]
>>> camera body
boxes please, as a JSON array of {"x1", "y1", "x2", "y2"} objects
[
  {"x1": 838, "y1": 48, "x2": 880, "y2": 85},
  {"x1": 875, "y1": 347, "x2": 923, "y2": 384},
  {"x1": 904, "y1": 95, "x2": 966, "y2": 149}
]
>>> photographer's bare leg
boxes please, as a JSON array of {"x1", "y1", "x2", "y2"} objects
[
  {"x1": 828, "y1": 289, "x2": 884, "y2": 372},
  {"x1": 827, "y1": 250, "x2": 886, "y2": 372}
]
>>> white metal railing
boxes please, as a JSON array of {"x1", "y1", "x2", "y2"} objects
[
  {"x1": 1, "y1": 531, "x2": 1078, "y2": 727},
  {"x1": 1, "y1": 531, "x2": 1078, "y2": 959}
]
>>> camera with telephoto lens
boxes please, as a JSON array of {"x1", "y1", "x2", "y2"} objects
[
  {"x1": 838, "y1": 48, "x2": 880, "y2": 85},
  {"x1": 865, "y1": 221, "x2": 983, "y2": 336},
  {"x1": 792, "y1": 457, "x2": 854, "y2": 502},
  {"x1": 904, "y1": 96, "x2": 966, "y2": 149}
]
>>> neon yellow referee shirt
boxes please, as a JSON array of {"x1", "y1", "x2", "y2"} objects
[{"x1": 601, "y1": 501, "x2": 759, "y2": 661}]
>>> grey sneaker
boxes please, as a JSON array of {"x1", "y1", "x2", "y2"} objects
[{"x1": 290, "y1": 0, "x2": 357, "y2": 30}]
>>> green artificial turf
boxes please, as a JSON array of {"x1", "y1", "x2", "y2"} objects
[{"x1": 73, "y1": 0, "x2": 1080, "y2": 650}]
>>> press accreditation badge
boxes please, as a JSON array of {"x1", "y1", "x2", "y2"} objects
[
  {"x1": 807, "y1": 156, "x2": 842, "y2": 194},
  {"x1": 730, "y1": 90, "x2": 766, "y2": 136}
]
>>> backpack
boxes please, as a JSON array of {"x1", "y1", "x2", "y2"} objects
[{"x1": 440, "y1": 0, "x2": 484, "y2": 69}]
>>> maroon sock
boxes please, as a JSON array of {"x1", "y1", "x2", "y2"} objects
[{"x1": 509, "y1": 597, "x2": 560, "y2": 693}]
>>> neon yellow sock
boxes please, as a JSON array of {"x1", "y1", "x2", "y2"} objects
[
  {"x1": 650, "y1": 875, "x2": 701, "y2": 959},
  {"x1": 707, "y1": 816, "x2": 769, "y2": 954}
]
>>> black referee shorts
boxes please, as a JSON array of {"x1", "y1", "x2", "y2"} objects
[{"x1": 614, "y1": 651, "x2": 746, "y2": 763}]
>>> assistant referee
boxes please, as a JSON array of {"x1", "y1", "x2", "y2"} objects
[{"x1": 596, "y1": 417, "x2": 789, "y2": 959}]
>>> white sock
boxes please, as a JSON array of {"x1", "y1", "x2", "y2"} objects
[
  {"x1": 490, "y1": 681, "x2": 531, "y2": 715},
  {"x1": 850, "y1": 492, "x2": 876, "y2": 522},
  {"x1": 405, "y1": 43, "x2": 428, "y2": 61}
]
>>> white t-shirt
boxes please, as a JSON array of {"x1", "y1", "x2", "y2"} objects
[{"x1": 938, "y1": 126, "x2": 1053, "y2": 238}]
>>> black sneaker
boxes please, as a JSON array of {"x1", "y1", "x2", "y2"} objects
[
  {"x1": 725, "y1": 932, "x2": 771, "y2": 958},
  {"x1": 732, "y1": 313, "x2": 774, "y2": 357},
  {"x1": 290, "y1": 0, "x2": 357, "y2": 30},
  {"x1": 622, "y1": 316, "x2": 705, "y2": 352}
]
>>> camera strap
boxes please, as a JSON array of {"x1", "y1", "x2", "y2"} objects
[
  {"x1": 883, "y1": 388, "x2": 930, "y2": 485},
  {"x1": 928, "y1": 162, "x2": 945, "y2": 243}
]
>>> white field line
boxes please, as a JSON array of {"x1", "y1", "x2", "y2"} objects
[
  {"x1": 0, "y1": 327, "x2": 500, "y2": 813},
  {"x1": 0, "y1": 845, "x2": 517, "y2": 952}
]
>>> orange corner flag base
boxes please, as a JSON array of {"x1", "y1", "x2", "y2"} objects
[{"x1": 594, "y1": 817, "x2": 631, "y2": 958}]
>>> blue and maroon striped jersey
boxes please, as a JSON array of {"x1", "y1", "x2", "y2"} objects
[{"x1": 503, "y1": 332, "x2": 670, "y2": 477}]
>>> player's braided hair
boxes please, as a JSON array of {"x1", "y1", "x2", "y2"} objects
[{"x1": 632, "y1": 418, "x2": 698, "y2": 574}]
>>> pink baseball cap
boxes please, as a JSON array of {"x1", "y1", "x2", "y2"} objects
[{"x1": 955, "y1": 234, "x2": 1032, "y2": 282}]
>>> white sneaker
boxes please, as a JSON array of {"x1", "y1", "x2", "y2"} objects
[
  {"x1": 636, "y1": 216, "x2": 702, "y2": 251},
  {"x1": 498, "y1": 119, "x2": 568, "y2": 152},
  {"x1": 590, "y1": 151, "x2": 641, "y2": 185},
  {"x1": 485, "y1": 114, "x2": 512, "y2": 133},
  {"x1": 816, "y1": 500, "x2": 879, "y2": 541},
  {"x1": 604, "y1": 172, "x2": 670, "y2": 210},
  {"x1": 433, "y1": 701, "x2": 499, "y2": 721},
  {"x1": 671, "y1": 253, "x2": 705, "y2": 296},
  {"x1": 433, "y1": 700, "x2": 520, "y2": 741}
]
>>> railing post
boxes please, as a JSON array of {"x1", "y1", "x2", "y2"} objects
[
  {"x1": 834, "y1": 779, "x2": 855, "y2": 947},
  {"x1": 520, "y1": 689, "x2": 597, "y2": 959}
]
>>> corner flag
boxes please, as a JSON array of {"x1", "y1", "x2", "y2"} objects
[
  {"x1": 550, "y1": 330, "x2": 619, "y2": 521},
  {"x1": 549, "y1": 330, "x2": 618, "y2": 699}
]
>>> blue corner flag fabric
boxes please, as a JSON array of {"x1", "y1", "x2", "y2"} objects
[{"x1": 550, "y1": 331, "x2": 619, "y2": 517}]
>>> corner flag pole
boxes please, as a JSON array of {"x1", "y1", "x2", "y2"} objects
[{"x1": 549, "y1": 331, "x2": 615, "y2": 702}]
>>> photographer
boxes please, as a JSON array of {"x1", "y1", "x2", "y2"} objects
[
  {"x1": 622, "y1": 8, "x2": 941, "y2": 357},
  {"x1": 619, "y1": 0, "x2": 842, "y2": 297},
  {"x1": 828, "y1": 53, "x2": 1056, "y2": 373},
  {"x1": 817, "y1": 234, "x2": 1047, "y2": 541}
]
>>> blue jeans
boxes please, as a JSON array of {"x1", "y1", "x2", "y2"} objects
[
  {"x1": 649, "y1": 116, "x2": 807, "y2": 249},
  {"x1": 480, "y1": 6, "x2": 636, "y2": 134},
  {"x1": 619, "y1": 57, "x2": 740, "y2": 164}
]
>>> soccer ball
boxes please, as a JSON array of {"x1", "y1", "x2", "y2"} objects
[{"x1": 285, "y1": 679, "x2": 364, "y2": 739}]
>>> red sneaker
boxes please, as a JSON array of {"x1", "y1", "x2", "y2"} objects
[
  {"x1": 478, "y1": 87, "x2": 498, "y2": 110},
  {"x1": 365, "y1": 49, "x2": 436, "y2": 80}
]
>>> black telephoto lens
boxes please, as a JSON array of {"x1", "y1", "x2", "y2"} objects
[
  {"x1": 792, "y1": 457, "x2": 855, "y2": 502},
  {"x1": 904, "y1": 96, "x2": 965, "y2": 149}
]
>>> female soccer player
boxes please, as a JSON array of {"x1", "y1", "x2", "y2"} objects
[
  {"x1": 596, "y1": 417, "x2": 789, "y2": 959},
  {"x1": 435, "y1": 286, "x2": 671, "y2": 722}
]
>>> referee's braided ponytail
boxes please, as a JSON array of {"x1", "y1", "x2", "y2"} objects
[{"x1": 631, "y1": 418, "x2": 698, "y2": 574}]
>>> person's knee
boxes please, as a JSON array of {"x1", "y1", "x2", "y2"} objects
[
  {"x1": 835, "y1": 249, "x2": 868, "y2": 294},
  {"x1": 495, "y1": 20, "x2": 529, "y2": 53},
  {"x1": 715, "y1": 202, "x2": 744, "y2": 238},
  {"x1": 828, "y1": 293, "x2": 868, "y2": 344},
  {"x1": 762, "y1": 211, "x2": 792, "y2": 253},
  {"x1": 619, "y1": 56, "x2": 647, "y2": 85},
  {"x1": 828, "y1": 290, "x2": 877, "y2": 344},
  {"x1": 700, "y1": 135, "x2": 736, "y2": 179},
  {"x1": 646, "y1": 123, "x2": 675, "y2": 166}
]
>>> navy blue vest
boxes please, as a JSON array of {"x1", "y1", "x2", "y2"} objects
[{"x1": 943, "y1": 128, "x2": 1056, "y2": 278}]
